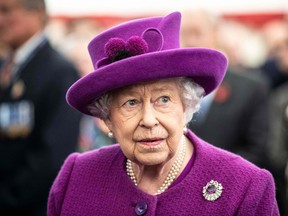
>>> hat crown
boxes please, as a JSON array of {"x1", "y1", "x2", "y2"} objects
[{"x1": 88, "y1": 12, "x2": 181, "y2": 69}]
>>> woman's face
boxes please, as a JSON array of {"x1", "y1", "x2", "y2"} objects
[{"x1": 106, "y1": 78, "x2": 186, "y2": 166}]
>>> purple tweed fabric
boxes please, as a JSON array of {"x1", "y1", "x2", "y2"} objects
[
  {"x1": 48, "y1": 130, "x2": 279, "y2": 216},
  {"x1": 66, "y1": 12, "x2": 228, "y2": 116}
]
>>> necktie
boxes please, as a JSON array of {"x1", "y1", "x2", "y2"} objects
[{"x1": 0, "y1": 53, "x2": 15, "y2": 92}]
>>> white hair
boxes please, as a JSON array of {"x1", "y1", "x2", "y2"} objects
[{"x1": 88, "y1": 77, "x2": 205, "y2": 124}]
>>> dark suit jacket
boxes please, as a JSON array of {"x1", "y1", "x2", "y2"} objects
[
  {"x1": 0, "y1": 39, "x2": 81, "y2": 215},
  {"x1": 268, "y1": 83, "x2": 288, "y2": 215},
  {"x1": 189, "y1": 70, "x2": 270, "y2": 168}
]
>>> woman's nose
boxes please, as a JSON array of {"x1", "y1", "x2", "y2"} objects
[{"x1": 139, "y1": 104, "x2": 159, "y2": 128}]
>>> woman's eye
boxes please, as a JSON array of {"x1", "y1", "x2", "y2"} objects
[
  {"x1": 123, "y1": 99, "x2": 138, "y2": 107},
  {"x1": 158, "y1": 96, "x2": 170, "y2": 104}
]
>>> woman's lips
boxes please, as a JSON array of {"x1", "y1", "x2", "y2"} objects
[{"x1": 138, "y1": 138, "x2": 164, "y2": 146}]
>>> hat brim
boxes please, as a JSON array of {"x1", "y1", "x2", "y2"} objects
[{"x1": 67, "y1": 48, "x2": 227, "y2": 116}]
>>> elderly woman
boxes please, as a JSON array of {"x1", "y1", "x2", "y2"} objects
[{"x1": 48, "y1": 12, "x2": 279, "y2": 215}]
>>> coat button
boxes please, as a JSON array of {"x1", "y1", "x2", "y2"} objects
[{"x1": 135, "y1": 201, "x2": 148, "y2": 215}]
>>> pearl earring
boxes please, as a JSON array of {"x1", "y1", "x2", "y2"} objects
[
  {"x1": 108, "y1": 131, "x2": 114, "y2": 138},
  {"x1": 183, "y1": 126, "x2": 188, "y2": 134}
]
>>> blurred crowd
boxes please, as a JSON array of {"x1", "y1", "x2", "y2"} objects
[{"x1": 0, "y1": 0, "x2": 287, "y2": 214}]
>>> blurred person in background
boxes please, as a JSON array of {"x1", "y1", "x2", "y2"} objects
[
  {"x1": 181, "y1": 9, "x2": 270, "y2": 169},
  {"x1": 269, "y1": 82, "x2": 288, "y2": 216},
  {"x1": 261, "y1": 18, "x2": 288, "y2": 215},
  {"x1": 0, "y1": 0, "x2": 81, "y2": 215},
  {"x1": 57, "y1": 20, "x2": 115, "y2": 151},
  {"x1": 260, "y1": 18, "x2": 288, "y2": 215},
  {"x1": 261, "y1": 19, "x2": 288, "y2": 89},
  {"x1": 216, "y1": 19, "x2": 268, "y2": 74}
]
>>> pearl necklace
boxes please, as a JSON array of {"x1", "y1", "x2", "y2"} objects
[{"x1": 126, "y1": 135, "x2": 187, "y2": 195}]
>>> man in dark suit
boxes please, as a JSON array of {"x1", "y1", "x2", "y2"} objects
[
  {"x1": 181, "y1": 9, "x2": 270, "y2": 168},
  {"x1": 262, "y1": 32, "x2": 288, "y2": 215},
  {"x1": 269, "y1": 82, "x2": 288, "y2": 215},
  {"x1": 0, "y1": 0, "x2": 81, "y2": 215},
  {"x1": 190, "y1": 71, "x2": 270, "y2": 167}
]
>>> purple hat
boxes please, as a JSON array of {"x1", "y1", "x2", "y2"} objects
[{"x1": 66, "y1": 11, "x2": 228, "y2": 116}]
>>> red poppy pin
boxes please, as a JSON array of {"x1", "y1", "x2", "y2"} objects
[{"x1": 214, "y1": 83, "x2": 230, "y2": 103}]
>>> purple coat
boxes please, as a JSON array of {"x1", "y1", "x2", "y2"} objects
[{"x1": 48, "y1": 130, "x2": 279, "y2": 215}]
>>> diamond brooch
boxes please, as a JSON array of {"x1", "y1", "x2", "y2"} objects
[{"x1": 203, "y1": 180, "x2": 223, "y2": 201}]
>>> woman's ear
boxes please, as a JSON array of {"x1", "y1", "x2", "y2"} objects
[
  {"x1": 95, "y1": 118, "x2": 111, "y2": 133},
  {"x1": 104, "y1": 118, "x2": 113, "y2": 131}
]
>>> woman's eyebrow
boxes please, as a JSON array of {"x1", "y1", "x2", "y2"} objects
[{"x1": 151, "y1": 85, "x2": 175, "y2": 93}]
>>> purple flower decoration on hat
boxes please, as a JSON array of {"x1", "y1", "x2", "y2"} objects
[{"x1": 105, "y1": 36, "x2": 148, "y2": 62}]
